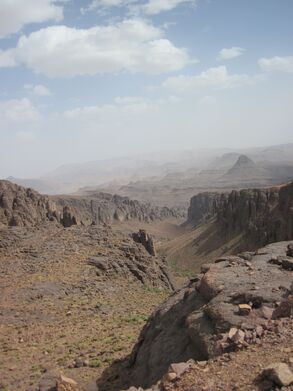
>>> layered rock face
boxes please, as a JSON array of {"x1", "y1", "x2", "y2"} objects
[
  {"x1": 218, "y1": 186, "x2": 287, "y2": 245},
  {"x1": 0, "y1": 180, "x2": 182, "y2": 228},
  {"x1": 187, "y1": 182, "x2": 293, "y2": 248},
  {"x1": 127, "y1": 241, "x2": 293, "y2": 388},
  {"x1": 187, "y1": 192, "x2": 228, "y2": 226}
]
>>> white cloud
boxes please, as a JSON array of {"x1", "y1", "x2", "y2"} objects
[
  {"x1": 0, "y1": 98, "x2": 41, "y2": 123},
  {"x1": 258, "y1": 56, "x2": 293, "y2": 73},
  {"x1": 89, "y1": 0, "x2": 127, "y2": 6},
  {"x1": 141, "y1": 0, "x2": 197, "y2": 15},
  {"x1": 1, "y1": 20, "x2": 190, "y2": 77},
  {"x1": 218, "y1": 47, "x2": 245, "y2": 60},
  {"x1": 0, "y1": 0, "x2": 63, "y2": 39},
  {"x1": 81, "y1": 0, "x2": 133, "y2": 13},
  {"x1": 25, "y1": 84, "x2": 52, "y2": 96},
  {"x1": 81, "y1": 0, "x2": 197, "y2": 15},
  {"x1": 162, "y1": 66, "x2": 261, "y2": 92}
]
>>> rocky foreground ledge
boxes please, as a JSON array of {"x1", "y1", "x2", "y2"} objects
[
  {"x1": 124, "y1": 241, "x2": 293, "y2": 390},
  {"x1": 23, "y1": 240, "x2": 293, "y2": 391}
]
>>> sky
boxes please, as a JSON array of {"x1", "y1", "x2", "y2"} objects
[{"x1": 0, "y1": 0, "x2": 293, "y2": 178}]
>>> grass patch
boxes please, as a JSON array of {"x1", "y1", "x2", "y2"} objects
[{"x1": 89, "y1": 358, "x2": 102, "y2": 368}]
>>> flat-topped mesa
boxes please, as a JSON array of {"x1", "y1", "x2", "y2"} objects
[
  {"x1": 0, "y1": 180, "x2": 182, "y2": 228},
  {"x1": 187, "y1": 181, "x2": 293, "y2": 248}
]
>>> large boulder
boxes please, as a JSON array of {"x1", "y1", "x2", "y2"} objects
[{"x1": 127, "y1": 241, "x2": 293, "y2": 389}]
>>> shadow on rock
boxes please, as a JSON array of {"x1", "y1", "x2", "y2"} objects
[{"x1": 96, "y1": 356, "x2": 131, "y2": 391}]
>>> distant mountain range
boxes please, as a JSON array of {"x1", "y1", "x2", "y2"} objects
[{"x1": 5, "y1": 143, "x2": 293, "y2": 208}]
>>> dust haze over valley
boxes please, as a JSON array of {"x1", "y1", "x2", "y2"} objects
[
  {"x1": 1, "y1": 1, "x2": 293, "y2": 391},
  {"x1": 6, "y1": 143, "x2": 293, "y2": 208}
]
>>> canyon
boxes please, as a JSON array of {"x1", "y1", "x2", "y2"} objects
[{"x1": 0, "y1": 178, "x2": 292, "y2": 391}]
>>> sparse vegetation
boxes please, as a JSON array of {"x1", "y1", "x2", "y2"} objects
[{"x1": 89, "y1": 358, "x2": 102, "y2": 368}]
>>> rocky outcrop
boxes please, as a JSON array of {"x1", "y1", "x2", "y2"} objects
[
  {"x1": 187, "y1": 192, "x2": 228, "y2": 226},
  {"x1": 53, "y1": 193, "x2": 182, "y2": 227},
  {"x1": 0, "y1": 180, "x2": 182, "y2": 228},
  {"x1": 0, "y1": 180, "x2": 58, "y2": 227},
  {"x1": 218, "y1": 182, "x2": 293, "y2": 247},
  {"x1": 187, "y1": 182, "x2": 293, "y2": 249},
  {"x1": 60, "y1": 206, "x2": 77, "y2": 228},
  {"x1": 132, "y1": 230, "x2": 156, "y2": 256},
  {"x1": 88, "y1": 239, "x2": 173, "y2": 290},
  {"x1": 127, "y1": 241, "x2": 293, "y2": 389}
]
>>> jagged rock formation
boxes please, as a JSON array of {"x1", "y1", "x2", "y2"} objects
[
  {"x1": 0, "y1": 180, "x2": 58, "y2": 227},
  {"x1": 0, "y1": 180, "x2": 182, "y2": 228},
  {"x1": 132, "y1": 230, "x2": 156, "y2": 256},
  {"x1": 86, "y1": 228, "x2": 173, "y2": 289},
  {"x1": 127, "y1": 241, "x2": 293, "y2": 389},
  {"x1": 53, "y1": 193, "x2": 182, "y2": 227},
  {"x1": 187, "y1": 182, "x2": 293, "y2": 249},
  {"x1": 88, "y1": 243, "x2": 173, "y2": 290},
  {"x1": 61, "y1": 205, "x2": 77, "y2": 227}
]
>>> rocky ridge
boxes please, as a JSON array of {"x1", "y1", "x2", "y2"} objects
[
  {"x1": 0, "y1": 180, "x2": 182, "y2": 228},
  {"x1": 53, "y1": 193, "x2": 182, "y2": 227}
]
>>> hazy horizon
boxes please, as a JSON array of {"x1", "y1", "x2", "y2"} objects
[
  {"x1": 2, "y1": 141, "x2": 293, "y2": 180},
  {"x1": 1, "y1": 0, "x2": 293, "y2": 178}
]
